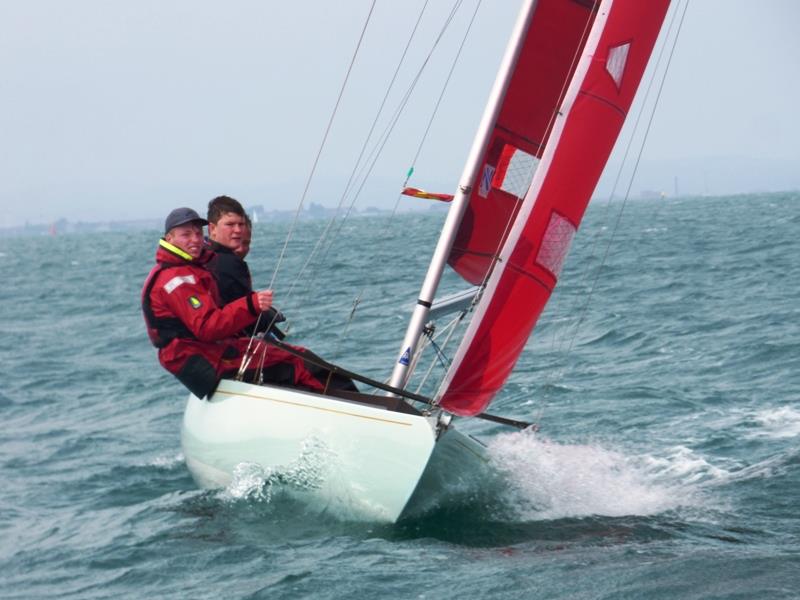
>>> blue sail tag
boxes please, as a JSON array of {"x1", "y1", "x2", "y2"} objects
[
  {"x1": 398, "y1": 347, "x2": 411, "y2": 366},
  {"x1": 478, "y1": 163, "x2": 495, "y2": 198}
]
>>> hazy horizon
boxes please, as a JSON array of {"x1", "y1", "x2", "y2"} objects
[{"x1": 2, "y1": 1, "x2": 798, "y2": 228}]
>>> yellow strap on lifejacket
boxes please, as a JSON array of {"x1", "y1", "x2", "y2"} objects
[{"x1": 159, "y1": 238, "x2": 194, "y2": 261}]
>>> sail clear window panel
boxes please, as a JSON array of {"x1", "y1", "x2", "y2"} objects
[
  {"x1": 606, "y1": 42, "x2": 631, "y2": 89},
  {"x1": 494, "y1": 145, "x2": 539, "y2": 199},
  {"x1": 535, "y1": 211, "x2": 576, "y2": 278}
]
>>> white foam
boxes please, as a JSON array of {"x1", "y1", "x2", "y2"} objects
[
  {"x1": 640, "y1": 445, "x2": 730, "y2": 485},
  {"x1": 714, "y1": 453, "x2": 787, "y2": 485},
  {"x1": 217, "y1": 437, "x2": 391, "y2": 520},
  {"x1": 223, "y1": 461, "x2": 274, "y2": 502},
  {"x1": 220, "y1": 437, "x2": 335, "y2": 503},
  {"x1": 748, "y1": 406, "x2": 800, "y2": 439},
  {"x1": 702, "y1": 406, "x2": 800, "y2": 441},
  {"x1": 144, "y1": 453, "x2": 184, "y2": 469},
  {"x1": 488, "y1": 431, "x2": 706, "y2": 520}
]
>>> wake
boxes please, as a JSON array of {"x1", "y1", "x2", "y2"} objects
[{"x1": 487, "y1": 430, "x2": 714, "y2": 520}]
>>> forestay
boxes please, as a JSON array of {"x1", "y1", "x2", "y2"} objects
[{"x1": 438, "y1": 0, "x2": 671, "y2": 415}]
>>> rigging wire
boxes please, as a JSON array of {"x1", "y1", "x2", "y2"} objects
[
  {"x1": 325, "y1": 0, "x2": 484, "y2": 374},
  {"x1": 270, "y1": 0, "x2": 465, "y2": 332},
  {"x1": 268, "y1": 0, "x2": 377, "y2": 292},
  {"x1": 532, "y1": 0, "x2": 691, "y2": 425},
  {"x1": 307, "y1": 0, "x2": 470, "y2": 279},
  {"x1": 277, "y1": 0, "x2": 481, "y2": 367},
  {"x1": 414, "y1": 313, "x2": 464, "y2": 394},
  {"x1": 319, "y1": 0, "x2": 485, "y2": 368},
  {"x1": 238, "y1": 1, "x2": 377, "y2": 377},
  {"x1": 277, "y1": 0, "x2": 433, "y2": 313},
  {"x1": 404, "y1": 0, "x2": 484, "y2": 179}
]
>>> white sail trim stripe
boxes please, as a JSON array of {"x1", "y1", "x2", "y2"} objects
[
  {"x1": 164, "y1": 274, "x2": 196, "y2": 294},
  {"x1": 438, "y1": 0, "x2": 614, "y2": 401}
]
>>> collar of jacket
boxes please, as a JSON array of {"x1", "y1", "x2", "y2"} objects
[
  {"x1": 156, "y1": 238, "x2": 212, "y2": 265},
  {"x1": 209, "y1": 240, "x2": 236, "y2": 256}
]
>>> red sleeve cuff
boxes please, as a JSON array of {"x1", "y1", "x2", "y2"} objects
[{"x1": 247, "y1": 292, "x2": 258, "y2": 316}]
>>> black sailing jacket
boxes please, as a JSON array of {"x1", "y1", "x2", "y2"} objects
[{"x1": 206, "y1": 241, "x2": 285, "y2": 338}]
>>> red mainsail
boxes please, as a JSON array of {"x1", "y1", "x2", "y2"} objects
[{"x1": 439, "y1": 0, "x2": 671, "y2": 415}]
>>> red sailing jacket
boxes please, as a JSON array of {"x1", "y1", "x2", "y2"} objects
[{"x1": 141, "y1": 239, "x2": 260, "y2": 382}]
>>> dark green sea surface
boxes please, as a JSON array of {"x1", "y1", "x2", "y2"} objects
[{"x1": 1, "y1": 193, "x2": 798, "y2": 599}]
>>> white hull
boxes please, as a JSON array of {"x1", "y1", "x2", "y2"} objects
[{"x1": 181, "y1": 378, "x2": 488, "y2": 522}]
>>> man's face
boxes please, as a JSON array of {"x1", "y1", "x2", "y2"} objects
[
  {"x1": 209, "y1": 212, "x2": 245, "y2": 250},
  {"x1": 165, "y1": 223, "x2": 204, "y2": 259},
  {"x1": 235, "y1": 226, "x2": 252, "y2": 259}
]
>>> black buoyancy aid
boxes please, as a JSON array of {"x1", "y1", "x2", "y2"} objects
[{"x1": 142, "y1": 264, "x2": 197, "y2": 348}]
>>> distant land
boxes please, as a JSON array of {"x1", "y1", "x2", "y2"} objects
[
  {"x1": 2, "y1": 154, "x2": 798, "y2": 233},
  {"x1": 597, "y1": 155, "x2": 800, "y2": 199},
  {"x1": 4, "y1": 189, "x2": 797, "y2": 239},
  {"x1": 0, "y1": 202, "x2": 447, "y2": 238},
  {"x1": 4, "y1": 150, "x2": 800, "y2": 238}
]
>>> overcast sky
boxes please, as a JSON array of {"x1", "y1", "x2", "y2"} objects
[{"x1": 1, "y1": 1, "x2": 798, "y2": 227}]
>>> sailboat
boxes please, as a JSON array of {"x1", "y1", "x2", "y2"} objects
[{"x1": 181, "y1": 0, "x2": 671, "y2": 522}]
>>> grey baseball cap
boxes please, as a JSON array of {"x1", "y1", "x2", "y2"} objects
[{"x1": 164, "y1": 207, "x2": 208, "y2": 234}]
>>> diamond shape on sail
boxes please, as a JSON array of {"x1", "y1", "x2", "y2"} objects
[
  {"x1": 535, "y1": 212, "x2": 576, "y2": 278},
  {"x1": 606, "y1": 42, "x2": 631, "y2": 89},
  {"x1": 493, "y1": 145, "x2": 538, "y2": 199}
]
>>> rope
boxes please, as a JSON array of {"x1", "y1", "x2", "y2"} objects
[
  {"x1": 405, "y1": 0, "x2": 484, "y2": 176},
  {"x1": 264, "y1": 0, "x2": 466, "y2": 330},
  {"x1": 414, "y1": 313, "x2": 468, "y2": 396},
  {"x1": 426, "y1": 326, "x2": 453, "y2": 371},
  {"x1": 269, "y1": 0, "x2": 377, "y2": 291},
  {"x1": 276, "y1": 0, "x2": 433, "y2": 315},
  {"x1": 239, "y1": 1, "x2": 378, "y2": 376},
  {"x1": 277, "y1": 0, "x2": 478, "y2": 355},
  {"x1": 330, "y1": 294, "x2": 363, "y2": 361},
  {"x1": 310, "y1": 0, "x2": 470, "y2": 270},
  {"x1": 315, "y1": 0, "x2": 480, "y2": 340}
]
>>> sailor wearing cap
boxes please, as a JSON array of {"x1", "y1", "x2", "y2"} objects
[{"x1": 141, "y1": 207, "x2": 325, "y2": 398}]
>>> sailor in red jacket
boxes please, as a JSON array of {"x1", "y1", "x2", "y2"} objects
[{"x1": 142, "y1": 207, "x2": 325, "y2": 398}]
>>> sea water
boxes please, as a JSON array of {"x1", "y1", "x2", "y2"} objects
[{"x1": 1, "y1": 192, "x2": 798, "y2": 599}]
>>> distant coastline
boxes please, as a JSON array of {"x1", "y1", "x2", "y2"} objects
[
  {"x1": 1, "y1": 190, "x2": 796, "y2": 238},
  {"x1": 0, "y1": 201, "x2": 447, "y2": 238}
]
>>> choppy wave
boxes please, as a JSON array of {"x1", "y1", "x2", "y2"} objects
[
  {"x1": 488, "y1": 431, "x2": 704, "y2": 520},
  {"x1": 143, "y1": 453, "x2": 185, "y2": 469},
  {"x1": 1, "y1": 193, "x2": 798, "y2": 599},
  {"x1": 746, "y1": 407, "x2": 800, "y2": 439}
]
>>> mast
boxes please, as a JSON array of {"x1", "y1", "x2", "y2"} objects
[{"x1": 388, "y1": 0, "x2": 538, "y2": 392}]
